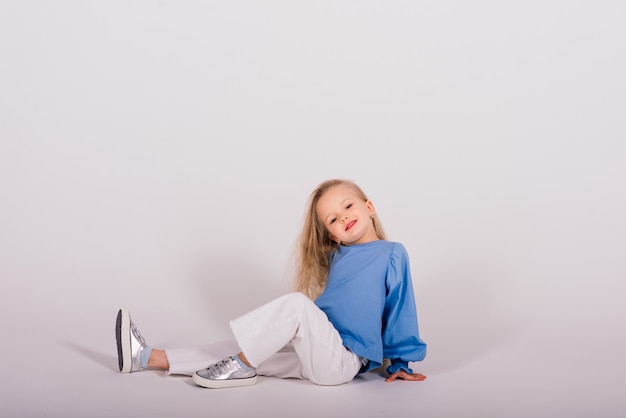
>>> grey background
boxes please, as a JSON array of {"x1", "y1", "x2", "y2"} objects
[{"x1": 1, "y1": 1, "x2": 624, "y2": 417}]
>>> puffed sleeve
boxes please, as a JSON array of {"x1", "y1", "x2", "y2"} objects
[{"x1": 382, "y1": 243, "x2": 427, "y2": 374}]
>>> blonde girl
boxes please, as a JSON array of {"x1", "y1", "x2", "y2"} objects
[{"x1": 116, "y1": 179, "x2": 427, "y2": 388}]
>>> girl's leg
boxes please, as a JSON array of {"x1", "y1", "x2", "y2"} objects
[
  {"x1": 229, "y1": 292, "x2": 362, "y2": 386},
  {"x1": 147, "y1": 349, "x2": 169, "y2": 370},
  {"x1": 118, "y1": 294, "x2": 361, "y2": 385}
]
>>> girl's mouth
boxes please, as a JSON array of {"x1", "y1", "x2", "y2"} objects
[{"x1": 345, "y1": 220, "x2": 356, "y2": 231}]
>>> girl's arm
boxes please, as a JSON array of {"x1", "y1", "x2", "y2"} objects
[{"x1": 382, "y1": 243, "x2": 427, "y2": 379}]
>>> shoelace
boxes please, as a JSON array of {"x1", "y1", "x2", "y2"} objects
[
  {"x1": 130, "y1": 321, "x2": 146, "y2": 345},
  {"x1": 209, "y1": 357, "x2": 237, "y2": 376}
]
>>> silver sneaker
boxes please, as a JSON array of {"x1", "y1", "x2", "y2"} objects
[
  {"x1": 192, "y1": 356, "x2": 257, "y2": 389},
  {"x1": 115, "y1": 309, "x2": 147, "y2": 373}
]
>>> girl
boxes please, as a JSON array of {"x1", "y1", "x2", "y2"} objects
[{"x1": 116, "y1": 179, "x2": 427, "y2": 388}]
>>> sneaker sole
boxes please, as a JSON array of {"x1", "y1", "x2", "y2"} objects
[
  {"x1": 192, "y1": 372, "x2": 257, "y2": 389},
  {"x1": 115, "y1": 309, "x2": 132, "y2": 373}
]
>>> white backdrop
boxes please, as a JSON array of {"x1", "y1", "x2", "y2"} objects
[{"x1": 1, "y1": 1, "x2": 625, "y2": 417}]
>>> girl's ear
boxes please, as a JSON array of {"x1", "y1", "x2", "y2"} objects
[
  {"x1": 366, "y1": 200, "x2": 376, "y2": 217},
  {"x1": 329, "y1": 234, "x2": 341, "y2": 244}
]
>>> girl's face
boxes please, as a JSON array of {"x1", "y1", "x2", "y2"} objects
[{"x1": 315, "y1": 185, "x2": 379, "y2": 246}]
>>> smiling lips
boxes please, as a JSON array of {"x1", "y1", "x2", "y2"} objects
[{"x1": 345, "y1": 220, "x2": 357, "y2": 231}]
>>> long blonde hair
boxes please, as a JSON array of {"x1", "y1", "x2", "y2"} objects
[{"x1": 294, "y1": 179, "x2": 387, "y2": 300}]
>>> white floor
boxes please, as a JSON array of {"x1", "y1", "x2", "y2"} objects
[{"x1": 3, "y1": 295, "x2": 625, "y2": 418}]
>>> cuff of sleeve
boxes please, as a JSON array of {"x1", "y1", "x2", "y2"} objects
[{"x1": 386, "y1": 359, "x2": 413, "y2": 375}]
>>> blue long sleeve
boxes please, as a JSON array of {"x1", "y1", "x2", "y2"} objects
[
  {"x1": 382, "y1": 244, "x2": 426, "y2": 374},
  {"x1": 314, "y1": 240, "x2": 426, "y2": 374}
]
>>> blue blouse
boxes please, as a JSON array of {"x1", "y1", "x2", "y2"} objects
[{"x1": 314, "y1": 240, "x2": 427, "y2": 374}]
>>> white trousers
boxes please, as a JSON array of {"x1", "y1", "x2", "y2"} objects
[{"x1": 166, "y1": 292, "x2": 362, "y2": 385}]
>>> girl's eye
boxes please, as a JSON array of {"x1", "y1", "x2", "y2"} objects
[
  {"x1": 329, "y1": 218, "x2": 336, "y2": 224},
  {"x1": 346, "y1": 204, "x2": 352, "y2": 209}
]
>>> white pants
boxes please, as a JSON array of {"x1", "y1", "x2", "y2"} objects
[{"x1": 166, "y1": 292, "x2": 362, "y2": 385}]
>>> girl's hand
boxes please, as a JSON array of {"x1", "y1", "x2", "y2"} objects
[{"x1": 385, "y1": 370, "x2": 427, "y2": 382}]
